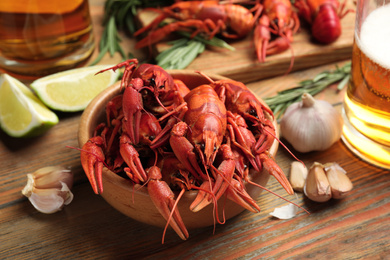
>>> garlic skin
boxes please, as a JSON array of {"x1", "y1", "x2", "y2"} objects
[
  {"x1": 324, "y1": 163, "x2": 353, "y2": 199},
  {"x1": 289, "y1": 161, "x2": 308, "y2": 192},
  {"x1": 22, "y1": 166, "x2": 74, "y2": 214},
  {"x1": 280, "y1": 93, "x2": 343, "y2": 153},
  {"x1": 304, "y1": 162, "x2": 332, "y2": 202},
  {"x1": 270, "y1": 204, "x2": 299, "y2": 219}
]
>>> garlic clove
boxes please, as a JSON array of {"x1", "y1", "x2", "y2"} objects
[
  {"x1": 21, "y1": 174, "x2": 35, "y2": 198},
  {"x1": 304, "y1": 162, "x2": 332, "y2": 202},
  {"x1": 22, "y1": 166, "x2": 74, "y2": 214},
  {"x1": 25, "y1": 182, "x2": 74, "y2": 214},
  {"x1": 289, "y1": 161, "x2": 308, "y2": 192},
  {"x1": 31, "y1": 166, "x2": 73, "y2": 189},
  {"x1": 324, "y1": 163, "x2": 353, "y2": 199},
  {"x1": 280, "y1": 93, "x2": 343, "y2": 153}
]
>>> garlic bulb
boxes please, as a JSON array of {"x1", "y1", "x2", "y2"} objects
[
  {"x1": 280, "y1": 93, "x2": 343, "y2": 153},
  {"x1": 22, "y1": 166, "x2": 74, "y2": 214}
]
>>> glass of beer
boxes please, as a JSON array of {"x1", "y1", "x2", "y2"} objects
[
  {"x1": 0, "y1": 0, "x2": 95, "y2": 80},
  {"x1": 342, "y1": 0, "x2": 390, "y2": 169}
]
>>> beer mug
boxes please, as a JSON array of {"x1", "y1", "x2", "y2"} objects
[
  {"x1": 0, "y1": 0, "x2": 95, "y2": 80},
  {"x1": 342, "y1": 0, "x2": 390, "y2": 169}
]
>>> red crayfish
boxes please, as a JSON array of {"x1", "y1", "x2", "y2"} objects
[
  {"x1": 79, "y1": 59, "x2": 305, "y2": 243},
  {"x1": 134, "y1": 0, "x2": 300, "y2": 63},
  {"x1": 294, "y1": 0, "x2": 352, "y2": 44},
  {"x1": 254, "y1": 0, "x2": 300, "y2": 62},
  {"x1": 134, "y1": 1, "x2": 261, "y2": 47}
]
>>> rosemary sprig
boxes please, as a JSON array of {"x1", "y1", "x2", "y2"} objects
[
  {"x1": 265, "y1": 62, "x2": 351, "y2": 119},
  {"x1": 156, "y1": 31, "x2": 234, "y2": 69},
  {"x1": 90, "y1": 0, "x2": 174, "y2": 65},
  {"x1": 90, "y1": 15, "x2": 126, "y2": 65},
  {"x1": 156, "y1": 39, "x2": 205, "y2": 69},
  {"x1": 175, "y1": 31, "x2": 235, "y2": 51}
]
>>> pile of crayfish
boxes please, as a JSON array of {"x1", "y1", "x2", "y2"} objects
[
  {"x1": 134, "y1": 0, "x2": 352, "y2": 63},
  {"x1": 80, "y1": 59, "x2": 297, "y2": 242}
]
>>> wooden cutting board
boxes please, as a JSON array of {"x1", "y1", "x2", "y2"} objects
[{"x1": 136, "y1": 0, "x2": 355, "y2": 84}]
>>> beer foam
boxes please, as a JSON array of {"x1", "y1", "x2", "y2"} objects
[{"x1": 359, "y1": 4, "x2": 390, "y2": 69}]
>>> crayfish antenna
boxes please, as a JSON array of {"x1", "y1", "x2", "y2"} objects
[
  {"x1": 262, "y1": 126, "x2": 305, "y2": 167},
  {"x1": 133, "y1": 8, "x2": 166, "y2": 37},
  {"x1": 162, "y1": 188, "x2": 187, "y2": 244},
  {"x1": 226, "y1": 178, "x2": 261, "y2": 213},
  {"x1": 147, "y1": 166, "x2": 189, "y2": 243},
  {"x1": 283, "y1": 36, "x2": 295, "y2": 76},
  {"x1": 195, "y1": 71, "x2": 215, "y2": 84},
  {"x1": 247, "y1": 178, "x2": 310, "y2": 215}
]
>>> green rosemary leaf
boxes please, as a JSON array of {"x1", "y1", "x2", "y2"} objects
[
  {"x1": 166, "y1": 42, "x2": 193, "y2": 65},
  {"x1": 115, "y1": 39, "x2": 127, "y2": 59},
  {"x1": 89, "y1": 45, "x2": 109, "y2": 66},
  {"x1": 155, "y1": 30, "x2": 233, "y2": 69},
  {"x1": 176, "y1": 31, "x2": 235, "y2": 51},
  {"x1": 177, "y1": 41, "x2": 205, "y2": 69},
  {"x1": 272, "y1": 103, "x2": 286, "y2": 116},
  {"x1": 90, "y1": 0, "x2": 175, "y2": 65},
  {"x1": 312, "y1": 72, "x2": 329, "y2": 82},
  {"x1": 298, "y1": 79, "x2": 312, "y2": 86},
  {"x1": 337, "y1": 74, "x2": 350, "y2": 91},
  {"x1": 157, "y1": 39, "x2": 206, "y2": 69},
  {"x1": 265, "y1": 62, "x2": 351, "y2": 119},
  {"x1": 90, "y1": 14, "x2": 127, "y2": 65},
  {"x1": 156, "y1": 39, "x2": 188, "y2": 66},
  {"x1": 107, "y1": 16, "x2": 118, "y2": 56}
]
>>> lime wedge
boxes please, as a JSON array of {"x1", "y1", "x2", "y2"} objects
[
  {"x1": 0, "y1": 74, "x2": 59, "y2": 137},
  {"x1": 31, "y1": 65, "x2": 119, "y2": 112}
]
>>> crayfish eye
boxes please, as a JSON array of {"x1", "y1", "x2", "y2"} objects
[
  {"x1": 200, "y1": 143, "x2": 205, "y2": 151},
  {"x1": 249, "y1": 109, "x2": 258, "y2": 118},
  {"x1": 172, "y1": 7, "x2": 181, "y2": 13},
  {"x1": 150, "y1": 77, "x2": 156, "y2": 86},
  {"x1": 140, "y1": 89, "x2": 149, "y2": 98}
]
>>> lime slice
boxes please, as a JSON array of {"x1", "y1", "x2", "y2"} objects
[
  {"x1": 31, "y1": 65, "x2": 119, "y2": 112},
  {"x1": 0, "y1": 74, "x2": 59, "y2": 137}
]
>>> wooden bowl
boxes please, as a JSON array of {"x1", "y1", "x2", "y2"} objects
[{"x1": 78, "y1": 70, "x2": 278, "y2": 229}]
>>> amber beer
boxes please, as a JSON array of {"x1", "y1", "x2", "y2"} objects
[
  {"x1": 0, "y1": 0, "x2": 94, "y2": 79},
  {"x1": 343, "y1": 3, "x2": 390, "y2": 168}
]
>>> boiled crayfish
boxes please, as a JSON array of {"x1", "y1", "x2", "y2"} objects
[
  {"x1": 79, "y1": 59, "x2": 303, "y2": 243},
  {"x1": 294, "y1": 0, "x2": 352, "y2": 44},
  {"x1": 134, "y1": 0, "x2": 300, "y2": 63}
]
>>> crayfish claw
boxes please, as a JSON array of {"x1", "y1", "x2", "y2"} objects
[
  {"x1": 227, "y1": 178, "x2": 261, "y2": 213},
  {"x1": 190, "y1": 144, "x2": 235, "y2": 212},
  {"x1": 190, "y1": 181, "x2": 213, "y2": 212},
  {"x1": 80, "y1": 136, "x2": 105, "y2": 194},
  {"x1": 259, "y1": 153, "x2": 294, "y2": 195},
  {"x1": 120, "y1": 135, "x2": 148, "y2": 182},
  {"x1": 147, "y1": 166, "x2": 189, "y2": 241}
]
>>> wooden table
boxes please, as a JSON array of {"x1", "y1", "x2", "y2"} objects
[{"x1": 1, "y1": 1, "x2": 389, "y2": 259}]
